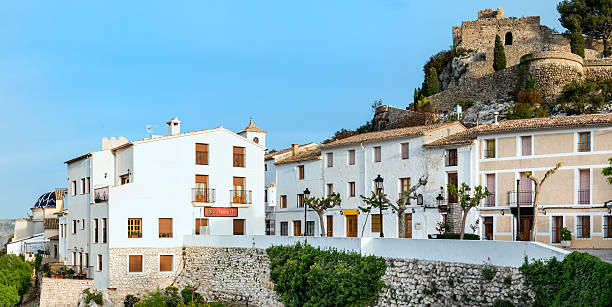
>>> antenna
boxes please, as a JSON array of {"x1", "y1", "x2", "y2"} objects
[{"x1": 146, "y1": 125, "x2": 156, "y2": 139}]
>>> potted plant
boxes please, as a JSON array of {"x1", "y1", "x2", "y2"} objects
[
  {"x1": 438, "y1": 204, "x2": 449, "y2": 213},
  {"x1": 560, "y1": 227, "x2": 572, "y2": 247}
]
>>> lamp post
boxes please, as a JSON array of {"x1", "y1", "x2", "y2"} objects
[
  {"x1": 516, "y1": 179, "x2": 521, "y2": 241},
  {"x1": 374, "y1": 175, "x2": 384, "y2": 237},
  {"x1": 303, "y1": 188, "x2": 310, "y2": 236},
  {"x1": 436, "y1": 187, "x2": 444, "y2": 207}
]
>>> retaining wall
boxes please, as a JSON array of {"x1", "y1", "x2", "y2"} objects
[{"x1": 40, "y1": 277, "x2": 93, "y2": 307}]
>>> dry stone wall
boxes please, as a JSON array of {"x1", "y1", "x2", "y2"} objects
[
  {"x1": 40, "y1": 277, "x2": 93, "y2": 307},
  {"x1": 521, "y1": 51, "x2": 584, "y2": 100}
]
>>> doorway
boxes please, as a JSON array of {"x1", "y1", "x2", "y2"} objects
[
  {"x1": 518, "y1": 216, "x2": 533, "y2": 241},
  {"x1": 346, "y1": 215, "x2": 357, "y2": 237}
]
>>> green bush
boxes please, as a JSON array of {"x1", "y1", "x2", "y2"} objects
[
  {"x1": 519, "y1": 252, "x2": 612, "y2": 307},
  {"x1": 266, "y1": 243, "x2": 387, "y2": 307},
  {"x1": 492, "y1": 299, "x2": 515, "y2": 307},
  {"x1": 0, "y1": 253, "x2": 33, "y2": 304},
  {"x1": 481, "y1": 267, "x2": 496, "y2": 281},
  {"x1": 0, "y1": 283, "x2": 20, "y2": 306},
  {"x1": 557, "y1": 78, "x2": 606, "y2": 115},
  {"x1": 560, "y1": 227, "x2": 572, "y2": 241},
  {"x1": 181, "y1": 286, "x2": 203, "y2": 304},
  {"x1": 493, "y1": 35, "x2": 506, "y2": 71},
  {"x1": 124, "y1": 294, "x2": 140, "y2": 307},
  {"x1": 435, "y1": 233, "x2": 480, "y2": 240},
  {"x1": 83, "y1": 288, "x2": 103, "y2": 305}
]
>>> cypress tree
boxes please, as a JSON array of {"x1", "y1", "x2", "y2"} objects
[
  {"x1": 568, "y1": 19, "x2": 585, "y2": 58},
  {"x1": 424, "y1": 67, "x2": 439, "y2": 96},
  {"x1": 493, "y1": 35, "x2": 506, "y2": 71}
]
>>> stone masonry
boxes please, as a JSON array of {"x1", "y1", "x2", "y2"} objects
[{"x1": 40, "y1": 277, "x2": 94, "y2": 307}]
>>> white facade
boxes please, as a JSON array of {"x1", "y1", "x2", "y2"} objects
[{"x1": 62, "y1": 118, "x2": 266, "y2": 289}]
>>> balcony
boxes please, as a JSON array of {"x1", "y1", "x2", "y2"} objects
[
  {"x1": 578, "y1": 189, "x2": 590, "y2": 205},
  {"x1": 94, "y1": 187, "x2": 109, "y2": 203},
  {"x1": 506, "y1": 190, "x2": 535, "y2": 207},
  {"x1": 192, "y1": 188, "x2": 216, "y2": 204},
  {"x1": 46, "y1": 265, "x2": 93, "y2": 279},
  {"x1": 484, "y1": 193, "x2": 496, "y2": 207},
  {"x1": 230, "y1": 190, "x2": 252, "y2": 205},
  {"x1": 445, "y1": 153, "x2": 458, "y2": 167}
]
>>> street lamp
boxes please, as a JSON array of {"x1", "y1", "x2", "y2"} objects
[
  {"x1": 374, "y1": 175, "x2": 384, "y2": 237},
  {"x1": 516, "y1": 179, "x2": 521, "y2": 241},
  {"x1": 436, "y1": 187, "x2": 444, "y2": 207},
  {"x1": 303, "y1": 188, "x2": 310, "y2": 236}
]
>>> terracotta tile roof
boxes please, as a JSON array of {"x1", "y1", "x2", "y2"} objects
[
  {"x1": 275, "y1": 145, "x2": 322, "y2": 165},
  {"x1": 425, "y1": 114, "x2": 612, "y2": 147},
  {"x1": 265, "y1": 143, "x2": 318, "y2": 161},
  {"x1": 48, "y1": 235, "x2": 59, "y2": 240},
  {"x1": 320, "y1": 122, "x2": 464, "y2": 149},
  {"x1": 44, "y1": 218, "x2": 59, "y2": 230},
  {"x1": 239, "y1": 120, "x2": 267, "y2": 133}
]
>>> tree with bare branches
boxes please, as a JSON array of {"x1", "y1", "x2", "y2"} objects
[
  {"x1": 525, "y1": 162, "x2": 563, "y2": 241},
  {"x1": 447, "y1": 183, "x2": 491, "y2": 240},
  {"x1": 392, "y1": 176, "x2": 428, "y2": 238},
  {"x1": 304, "y1": 193, "x2": 341, "y2": 236},
  {"x1": 359, "y1": 192, "x2": 391, "y2": 237}
]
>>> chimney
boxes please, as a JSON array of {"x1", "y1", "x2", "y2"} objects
[
  {"x1": 291, "y1": 144, "x2": 299, "y2": 156},
  {"x1": 166, "y1": 117, "x2": 182, "y2": 136},
  {"x1": 493, "y1": 111, "x2": 499, "y2": 125}
]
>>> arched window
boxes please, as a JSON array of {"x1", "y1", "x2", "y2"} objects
[{"x1": 505, "y1": 32, "x2": 513, "y2": 45}]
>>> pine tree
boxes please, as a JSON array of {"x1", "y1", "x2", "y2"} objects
[
  {"x1": 423, "y1": 67, "x2": 439, "y2": 96},
  {"x1": 493, "y1": 35, "x2": 506, "y2": 71}
]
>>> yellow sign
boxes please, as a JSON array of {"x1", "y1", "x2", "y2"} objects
[{"x1": 344, "y1": 209, "x2": 358, "y2": 215}]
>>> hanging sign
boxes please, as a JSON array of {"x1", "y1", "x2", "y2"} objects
[{"x1": 204, "y1": 207, "x2": 238, "y2": 217}]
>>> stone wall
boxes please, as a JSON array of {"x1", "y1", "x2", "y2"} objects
[
  {"x1": 521, "y1": 51, "x2": 585, "y2": 100},
  {"x1": 40, "y1": 277, "x2": 93, "y2": 307}
]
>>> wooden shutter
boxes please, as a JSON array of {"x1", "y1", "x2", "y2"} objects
[
  {"x1": 579, "y1": 169, "x2": 590, "y2": 204},
  {"x1": 582, "y1": 216, "x2": 590, "y2": 238},
  {"x1": 326, "y1": 216, "x2": 333, "y2": 237},
  {"x1": 196, "y1": 143, "x2": 209, "y2": 165},
  {"x1": 521, "y1": 136, "x2": 532, "y2": 156},
  {"x1": 195, "y1": 218, "x2": 208, "y2": 235},
  {"x1": 293, "y1": 221, "x2": 301, "y2": 236},
  {"x1": 404, "y1": 214, "x2": 412, "y2": 238},
  {"x1": 327, "y1": 153, "x2": 333, "y2": 167},
  {"x1": 371, "y1": 214, "x2": 381, "y2": 232},
  {"x1": 374, "y1": 147, "x2": 381, "y2": 162},
  {"x1": 346, "y1": 216, "x2": 357, "y2": 237},
  {"x1": 129, "y1": 255, "x2": 143, "y2": 272},
  {"x1": 159, "y1": 218, "x2": 172, "y2": 237},
  {"x1": 402, "y1": 143, "x2": 409, "y2": 159},
  {"x1": 233, "y1": 146, "x2": 245, "y2": 167},
  {"x1": 349, "y1": 182, "x2": 355, "y2": 197},
  {"x1": 233, "y1": 177, "x2": 245, "y2": 187},
  {"x1": 196, "y1": 175, "x2": 208, "y2": 184},
  {"x1": 233, "y1": 219, "x2": 245, "y2": 235},
  {"x1": 280, "y1": 195, "x2": 287, "y2": 208},
  {"x1": 160, "y1": 255, "x2": 173, "y2": 272},
  {"x1": 349, "y1": 150, "x2": 355, "y2": 165}
]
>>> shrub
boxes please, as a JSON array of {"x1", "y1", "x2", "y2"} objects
[
  {"x1": 266, "y1": 243, "x2": 387, "y2": 307},
  {"x1": 492, "y1": 299, "x2": 516, "y2": 307},
  {"x1": 435, "y1": 233, "x2": 480, "y2": 240},
  {"x1": 83, "y1": 288, "x2": 103, "y2": 305},
  {"x1": 34, "y1": 253, "x2": 42, "y2": 272},
  {"x1": 481, "y1": 267, "x2": 496, "y2": 281},
  {"x1": 0, "y1": 283, "x2": 20, "y2": 306},
  {"x1": 181, "y1": 286, "x2": 203, "y2": 304},
  {"x1": 0, "y1": 253, "x2": 33, "y2": 304},
  {"x1": 557, "y1": 78, "x2": 605, "y2": 115},
  {"x1": 519, "y1": 252, "x2": 612, "y2": 307},
  {"x1": 124, "y1": 294, "x2": 140, "y2": 307},
  {"x1": 493, "y1": 35, "x2": 506, "y2": 71},
  {"x1": 560, "y1": 228, "x2": 572, "y2": 241}
]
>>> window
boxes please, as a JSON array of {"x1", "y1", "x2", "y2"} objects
[
  {"x1": 280, "y1": 222, "x2": 288, "y2": 236},
  {"x1": 505, "y1": 32, "x2": 513, "y2": 45},
  {"x1": 72, "y1": 252, "x2": 76, "y2": 266},
  {"x1": 306, "y1": 221, "x2": 315, "y2": 236},
  {"x1": 326, "y1": 184, "x2": 333, "y2": 196},
  {"x1": 604, "y1": 216, "x2": 612, "y2": 239},
  {"x1": 483, "y1": 217, "x2": 493, "y2": 240},
  {"x1": 233, "y1": 219, "x2": 245, "y2": 235},
  {"x1": 86, "y1": 177, "x2": 91, "y2": 194},
  {"x1": 264, "y1": 189, "x2": 268, "y2": 202},
  {"x1": 578, "y1": 169, "x2": 590, "y2": 204},
  {"x1": 72, "y1": 220, "x2": 77, "y2": 234},
  {"x1": 371, "y1": 214, "x2": 381, "y2": 232},
  {"x1": 196, "y1": 143, "x2": 209, "y2": 165},
  {"x1": 293, "y1": 220, "x2": 302, "y2": 236},
  {"x1": 71, "y1": 181, "x2": 77, "y2": 196},
  {"x1": 120, "y1": 174, "x2": 130, "y2": 185},
  {"x1": 552, "y1": 216, "x2": 563, "y2": 243},
  {"x1": 81, "y1": 219, "x2": 85, "y2": 230},
  {"x1": 232, "y1": 177, "x2": 246, "y2": 204},
  {"x1": 280, "y1": 195, "x2": 287, "y2": 208},
  {"x1": 348, "y1": 182, "x2": 355, "y2": 197},
  {"x1": 401, "y1": 143, "x2": 409, "y2": 160},
  {"x1": 326, "y1": 153, "x2": 333, "y2": 167},
  {"x1": 576, "y1": 216, "x2": 590, "y2": 238},
  {"x1": 326, "y1": 216, "x2": 333, "y2": 237},
  {"x1": 264, "y1": 164, "x2": 267, "y2": 171},
  {"x1": 128, "y1": 218, "x2": 142, "y2": 238},
  {"x1": 446, "y1": 149, "x2": 457, "y2": 166},
  {"x1": 160, "y1": 255, "x2": 173, "y2": 272},
  {"x1": 400, "y1": 178, "x2": 410, "y2": 193},
  {"x1": 195, "y1": 175, "x2": 209, "y2": 202},
  {"x1": 81, "y1": 178, "x2": 86, "y2": 194},
  {"x1": 485, "y1": 174, "x2": 496, "y2": 206},
  {"x1": 348, "y1": 150, "x2": 355, "y2": 165},
  {"x1": 374, "y1": 146, "x2": 381, "y2": 162},
  {"x1": 253, "y1": 137, "x2": 259, "y2": 144},
  {"x1": 159, "y1": 218, "x2": 173, "y2": 238},
  {"x1": 94, "y1": 219, "x2": 99, "y2": 243},
  {"x1": 485, "y1": 140, "x2": 495, "y2": 158},
  {"x1": 297, "y1": 194, "x2": 304, "y2": 208},
  {"x1": 195, "y1": 218, "x2": 208, "y2": 235},
  {"x1": 297, "y1": 165, "x2": 305, "y2": 180},
  {"x1": 128, "y1": 255, "x2": 143, "y2": 273},
  {"x1": 97, "y1": 255, "x2": 102, "y2": 271},
  {"x1": 521, "y1": 136, "x2": 532, "y2": 156},
  {"x1": 578, "y1": 132, "x2": 591, "y2": 152},
  {"x1": 233, "y1": 146, "x2": 245, "y2": 167},
  {"x1": 102, "y1": 218, "x2": 107, "y2": 243}
]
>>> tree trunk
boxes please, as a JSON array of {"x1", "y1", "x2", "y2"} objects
[
  {"x1": 397, "y1": 209, "x2": 406, "y2": 238},
  {"x1": 317, "y1": 211, "x2": 326, "y2": 237},
  {"x1": 459, "y1": 208, "x2": 470, "y2": 240},
  {"x1": 361, "y1": 213, "x2": 370, "y2": 237},
  {"x1": 530, "y1": 184, "x2": 541, "y2": 241}
]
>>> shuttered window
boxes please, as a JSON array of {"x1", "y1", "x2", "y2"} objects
[
  {"x1": 128, "y1": 218, "x2": 142, "y2": 238},
  {"x1": 348, "y1": 150, "x2": 355, "y2": 165},
  {"x1": 297, "y1": 165, "x2": 305, "y2": 180},
  {"x1": 374, "y1": 146, "x2": 381, "y2": 162},
  {"x1": 159, "y1": 218, "x2": 172, "y2": 238},
  {"x1": 195, "y1": 218, "x2": 208, "y2": 235},
  {"x1": 326, "y1": 216, "x2": 333, "y2": 237},
  {"x1": 196, "y1": 143, "x2": 209, "y2": 165},
  {"x1": 400, "y1": 178, "x2": 410, "y2": 193},
  {"x1": 401, "y1": 143, "x2": 409, "y2": 159},
  {"x1": 485, "y1": 140, "x2": 495, "y2": 158},
  {"x1": 233, "y1": 219, "x2": 245, "y2": 235},
  {"x1": 297, "y1": 194, "x2": 304, "y2": 208},
  {"x1": 280, "y1": 195, "x2": 287, "y2": 208},
  {"x1": 159, "y1": 255, "x2": 173, "y2": 272},
  {"x1": 371, "y1": 214, "x2": 381, "y2": 232},
  {"x1": 577, "y1": 216, "x2": 591, "y2": 238},
  {"x1": 521, "y1": 136, "x2": 532, "y2": 156},
  {"x1": 233, "y1": 146, "x2": 245, "y2": 167},
  {"x1": 349, "y1": 182, "x2": 355, "y2": 197},
  {"x1": 327, "y1": 184, "x2": 333, "y2": 196},
  {"x1": 326, "y1": 153, "x2": 333, "y2": 167},
  {"x1": 128, "y1": 255, "x2": 143, "y2": 273}
]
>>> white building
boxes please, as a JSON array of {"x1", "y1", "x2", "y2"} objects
[
  {"x1": 270, "y1": 122, "x2": 472, "y2": 239},
  {"x1": 60, "y1": 118, "x2": 266, "y2": 290}
]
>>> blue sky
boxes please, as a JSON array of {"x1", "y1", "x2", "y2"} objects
[{"x1": 0, "y1": 1, "x2": 562, "y2": 218}]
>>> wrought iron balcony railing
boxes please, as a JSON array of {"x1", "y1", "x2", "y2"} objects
[
  {"x1": 484, "y1": 193, "x2": 496, "y2": 207},
  {"x1": 94, "y1": 187, "x2": 109, "y2": 203},
  {"x1": 230, "y1": 190, "x2": 252, "y2": 204},
  {"x1": 192, "y1": 188, "x2": 216, "y2": 203},
  {"x1": 506, "y1": 190, "x2": 535, "y2": 206},
  {"x1": 577, "y1": 189, "x2": 590, "y2": 205}
]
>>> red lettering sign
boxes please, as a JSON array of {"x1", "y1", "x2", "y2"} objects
[{"x1": 204, "y1": 207, "x2": 238, "y2": 217}]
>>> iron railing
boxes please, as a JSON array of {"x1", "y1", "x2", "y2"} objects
[
  {"x1": 233, "y1": 153, "x2": 245, "y2": 167},
  {"x1": 230, "y1": 190, "x2": 252, "y2": 204},
  {"x1": 57, "y1": 265, "x2": 94, "y2": 279},
  {"x1": 577, "y1": 189, "x2": 590, "y2": 205},
  {"x1": 192, "y1": 188, "x2": 216, "y2": 203},
  {"x1": 445, "y1": 153, "x2": 458, "y2": 166},
  {"x1": 604, "y1": 223, "x2": 612, "y2": 239},
  {"x1": 94, "y1": 186, "x2": 109, "y2": 203},
  {"x1": 484, "y1": 193, "x2": 496, "y2": 207},
  {"x1": 485, "y1": 149, "x2": 495, "y2": 158},
  {"x1": 507, "y1": 191, "x2": 535, "y2": 206}
]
